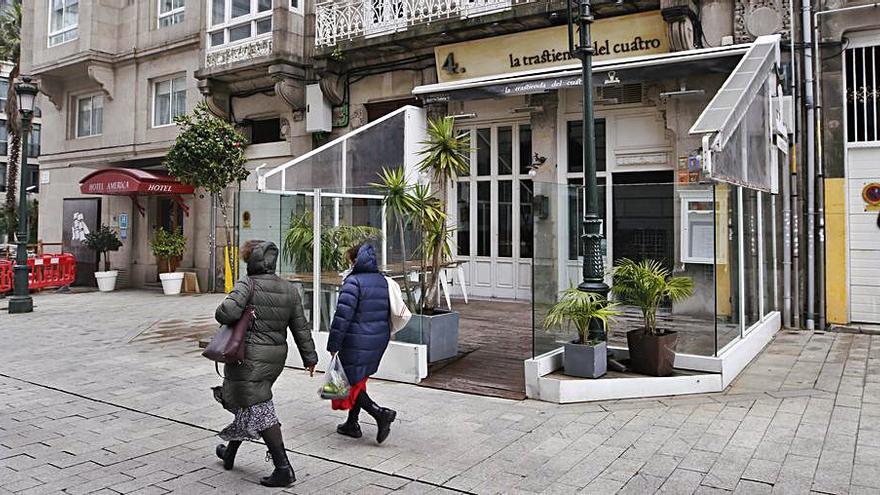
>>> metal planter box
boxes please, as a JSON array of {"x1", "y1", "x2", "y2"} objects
[
  {"x1": 394, "y1": 310, "x2": 460, "y2": 363},
  {"x1": 563, "y1": 341, "x2": 607, "y2": 379}
]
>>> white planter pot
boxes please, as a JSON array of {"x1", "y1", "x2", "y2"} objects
[
  {"x1": 159, "y1": 272, "x2": 185, "y2": 296},
  {"x1": 94, "y1": 270, "x2": 118, "y2": 292}
]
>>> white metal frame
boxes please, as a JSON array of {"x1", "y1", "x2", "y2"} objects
[
  {"x1": 679, "y1": 188, "x2": 715, "y2": 265},
  {"x1": 74, "y1": 93, "x2": 103, "y2": 139},
  {"x1": 151, "y1": 74, "x2": 187, "y2": 128},
  {"x1": 288, "y1": 0, "x2": 304, "y2": 14},
  {"x1": 158, "y1": 0, "x2": 185, "y2": 28},
  {"x1": 48, "y1": 0, "x2": 79, "y2": 47},
  {"x1": 207, "y1": 0, "x2": 273, "y2": 50}
]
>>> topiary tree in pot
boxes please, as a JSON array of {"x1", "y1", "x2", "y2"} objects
[
  {"x1": 543, "y1": 289, "x2": 622, "y2": 378},
  {"x1": 150, "y1": 227, "x2": 187, "y2": 295},
  {"x1": 163, "y1": 102, "x2": 248, "y2": 293},
  {"x1": 84, "y1": 225, "x2": 123, "y2": 292},
  {"x1": 612, "y1": 258, "x2": 695, "y2": 376}
]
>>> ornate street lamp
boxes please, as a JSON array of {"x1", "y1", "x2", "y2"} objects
[
  {"x1": 567, "y1": 0, "x2": 610, "y2": 341},
  {"x1": 7, "y1": 76, "x2": 39, "y2": 314}
]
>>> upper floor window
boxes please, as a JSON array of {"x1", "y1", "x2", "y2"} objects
[
  {"x1": 0, "y1": 77, "x2": 7, "y2": 111},
  {"x1": 289, "y1": 0, "x2": 301, "y2": 14},
  {"x1": 0, "y1": 119, "x2": 7, "y2": 156},
  {"x1": 76, "y1": 94, "x2": 103, "y2": 138},
  {"x1": 28, "y1": 123, "x2": 41, "y2": 158},
  {"x1": 153, "y1": 76, "x2": 186, "y2": 127},
  {"x1": 208, "y1": 0, "x2": 271, "y2": 49},
  {"x1": 158, "y1": 0, "x2": 185, "y2": 27},
  {"x1": 49, "y1": 0, "x2": 79, "y2": 47}
]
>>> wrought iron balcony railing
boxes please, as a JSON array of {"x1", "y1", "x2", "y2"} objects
[{"x1": 315, "y1": 0, "x2": 536, "y2": 47}]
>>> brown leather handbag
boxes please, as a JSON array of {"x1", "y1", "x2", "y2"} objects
[{"x1": 203, "y1": 278, "x2": 255, "y2": 365}]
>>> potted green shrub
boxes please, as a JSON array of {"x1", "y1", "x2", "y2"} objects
[
  {"x1": 372, "y1": 116, "x2": 469, "y2": 363},
  {"x1": 543, "y1": 289, "x2": 621, "y2": 378},
  {"x1": 150, "y1": 226, "x2": 187, "y2": 295},
  {"x1": 84, "y1": 225, "x2": 123, "y2": 292},
  {"x1": 282, "y1": 211, "x2": 382, "y2": 273},
  {"x1": 612, "y1": 258, "x2": 695, "y2": 377}
]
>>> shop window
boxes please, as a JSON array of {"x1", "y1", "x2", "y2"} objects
[
  {"x1": 567, "y1": 119, "x2": 606, "y2": 173},
  {"x1": 27, "y1": 165, "x2": 38, "y2": 193},
  {"x1": 476, "y1": 128, "x2": 491, "y2": 176},
  {"x1": 612, "y1": 171, "x2": 674, "y2": 269},
  {"x1": 28, "y1": 124, "x2": 40, "y2": 158},
  {"x1": 49, "y1": 0, "x2": 79, "y2": 47},
  {"x1": 208, "y1": 0, "x2": 272, "y2": 49},
  {"x1": 249, "y1": 118, "x2": 282, "y2": 144},
  {"x1": 498, "y1": 180, "x2": 513, "y2": 257},
  {"x1": 520, "y1": 180, "x2": 533, "y2": 258},
  {"x1": 845, "y1": 45, "x2": 880, "y2": 143},
  {"x1": 680, "y1": 189, "x2": 714, "y2": 264},
  {"x1": 498, "y1": 126, "x2": 512, "y2": 175},
  {"x1": 476, "y1": 181, "x2": 491, "y2": 256},
  {"x1": 76, "y1": 94, "x2": 103, "y2": 138},
  {"x1": 153, "y1": 76, "x2": 187, "y2": 127},
  {"x1": 567, "y1": 177, "x2": 606, "y2": 261},
  {"x1": 158, "y1": 0, "x2": 185, "y2": 27},
  {"x1": 519, "y1": 124, "x2": 532, "y2": 175},
  {"x1": 457, "y1": 182, "x2": 470, "y2": 256}
]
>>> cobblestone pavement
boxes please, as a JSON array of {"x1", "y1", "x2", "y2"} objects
[{"x1": 1, "y1": 291, "x2": 879, "y2": 494}]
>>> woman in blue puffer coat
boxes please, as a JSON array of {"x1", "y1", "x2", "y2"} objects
[{"x1": 328, "y1": 243, "x2": 397, "y2": 444}]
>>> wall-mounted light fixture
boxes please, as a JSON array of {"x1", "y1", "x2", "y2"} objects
[
  {"x1": 451, "y1": 113, "x2": 477, "y2": 120},
  {"x1": 528, "y1": 153, "x2": 547, "y2": 177},
  {"x1": 660, "y1": 83, "x2": 705, "y2": 99},
  {"x1": 603, "y1": 70, "x2": 621, "y2": 87}
]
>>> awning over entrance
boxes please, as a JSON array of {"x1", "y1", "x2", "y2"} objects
[
  {"x1": 79, "y1": 168, "x2": 194, "y2": 196},
  {"x1": 412, "y1": 44, "x2": 751, "y2": 103}
]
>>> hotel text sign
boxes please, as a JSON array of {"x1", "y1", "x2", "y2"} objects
[{"x1": 434, "y1": 11, "x2": 669, "y2": 84}]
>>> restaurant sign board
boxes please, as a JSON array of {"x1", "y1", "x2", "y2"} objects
[{"x1": 434, "y1": 11, "x2": 670, "y2": 84}]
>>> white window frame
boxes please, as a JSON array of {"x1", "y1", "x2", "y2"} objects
[
  {"x1": 207, "y1": 0, "x2": 273, "y2": 51},
  {"x1": 288, "y1": 0, "x2": 302, "y2": 14},
  {"x1": 151, "y1": 75, "x2": 187, "y2": 128},
  {"x1": 75, "y1": 94, "x2": 103, "y2": 139},
  {"x1": 158, "y1": 0, "x2": 185, "y2": 28},
  {"x1": 48, "y1": 0, "x2": 79, "y2": 47},
  {"x1": 679, "y1": 189, "x2": 715, "y2": 265}
]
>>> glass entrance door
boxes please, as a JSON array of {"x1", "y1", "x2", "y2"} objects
[{"x1": 454, "y1": 122, "x2": 532, "y2": 300}]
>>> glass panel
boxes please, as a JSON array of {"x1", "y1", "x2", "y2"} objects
[
  {"x1": 210, "y1": 31, "x2": 224, "y2": 46},
  {"x1": 155, "y1": 80, "x2": 171, "y2": 126},
  {"x1": 172, "y1": 77, "x2": 187, "y2": 119},
  {"x1": 716, "y1": 184, "x2": 741, "y2": 352},
  {"x1": 612, "y1": 172, "x2": 674, "y2": 269},
  {"x1": 93, "y1": 96, "x2": 103, "y2": 135},
  {"x1": 77, "y1": 97, "x2": 91, "y2": 137},
  {"x1": 212, "y1": 0, "x2": 225, "y2": 25},
  {"x1": 497, "y1": 126, "x2": 512, "y2": 175},
  {"x1": 258, "y1": 0, "x2": 272, "y2": 11},
  {"x1": 498, "y1": 180, "x2": 512, "y2": 257},
  {"x1": 256, "y1": 18, "x2": 271, "y2": 34},
  {"x1": 283, "y1": 145, "x2": 342, "y2": 191},
  {"x1": 762, "y1": 192, "x2": 777, "y2": 315},
  {"x1": 743, "y1": 188, "x2": 761, "y2": 329},
  {"x1": 476, "y1": 128, "x2": 490, "y2": 176},
  {"x1": 476, "y1": 181, "x2": 490, "y2": 256},
  {"x1": 344, "y1": 108, "x2": 404, "y2": 191},
  {"x1": 161, "y1": 0, "x2": 173, "y2": 14},
  {"x1": 231, "y1": 0, "x2": 251, "y2": 18},
  {"x1": 520, "y1": 180, "x2": 533, "y2": 258},
  {"x1": 229, "y1": 23, "x2": 251, "y2": 42},
  {"x1": 65, "y1": 0, "x2": 78, "y2": 29},
  {"x1": 457, "y1": 182, "x2": 470, "y2": 256},
  {"x1": 567, "y1": 119, "x2": 606, "y2": 173},
  {"x1": 567, "y1": 177, "x2": 582, "y2": 260},
  {"x1": 519, "y1": 124, "x2": 532, "y2": 175},
  {"x1": 51, "y1": 0, "x2": 63, "y2": 31}
]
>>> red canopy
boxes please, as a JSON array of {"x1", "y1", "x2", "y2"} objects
[{"x1": 79, "y1": 168, "x2": 194, "y2": 196}]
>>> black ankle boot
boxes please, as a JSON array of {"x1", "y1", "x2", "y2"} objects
[
  {"x1": 336, "y1": 421, "x2": 362, "y2": 438},
  {"x1": 260, "y1": 462, "x2": 295, "y2": 487},
  {"x1": 375, "y1": 407, "x2": 397, "y2": 444},
  {"x1": 215, "y1": 441, "x2": 241, "y2": 470}
]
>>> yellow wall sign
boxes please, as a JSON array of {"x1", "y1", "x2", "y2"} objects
[{"x1": 434, "y1": 11, "x2": 670, "y2": 84}]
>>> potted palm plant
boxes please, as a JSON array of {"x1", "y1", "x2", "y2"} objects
[
  {"x1": 543, "y1": 289, "x2": 622, "y2": 378},
  {"x1": 612, "y1": 258, "x2": 695, "y2": 377},
  {"x1": 84, "y1": 225, "x2": 123, "y2": 292},
  {"x1": 372, "y1": 116, "x2": 469, "y2": 363},
  {"x1": 150, "y1": 227, "x2": 187, "y2": 295}
]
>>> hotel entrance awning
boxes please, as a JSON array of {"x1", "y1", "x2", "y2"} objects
[
  {"x1": 79, "y1": 168, "x2": 194, "y2": 196},
  {"x1": 412, "y1": 44, "x2": 751, "y2": 103}
]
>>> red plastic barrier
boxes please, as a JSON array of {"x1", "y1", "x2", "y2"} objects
[{"x1": 0, "y1": 254, "x2": 77, "y2": 294}]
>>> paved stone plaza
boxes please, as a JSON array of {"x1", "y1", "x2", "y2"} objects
[{"x1": 1, "y1": 291, "x2": 879, "y2": 494}]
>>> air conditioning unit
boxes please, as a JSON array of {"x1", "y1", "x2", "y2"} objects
[{"x1": 306, "y1": 84, "x2": 332, "y2": 133}]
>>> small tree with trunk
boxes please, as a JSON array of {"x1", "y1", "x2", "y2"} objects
[
  {"x1": 0, "y1": 1, "x2": 23, "y2": 240},
  {"x1": 163, "y1": 102, "x2": 248, "y2": 287},
  {"x1": 84, "y1": 225, "x2": 123, "y2": 272}
]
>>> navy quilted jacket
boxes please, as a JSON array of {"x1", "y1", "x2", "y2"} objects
[{"x1": 327, "y1": 244, "x2": 390, "y2": 384}]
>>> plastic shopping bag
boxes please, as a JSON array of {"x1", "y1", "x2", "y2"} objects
[
  {"x1": 318, "y1": 355, "x2": 351, "y2": 400},
  {"x1": 385, "y1": 276, "x2": 412, "y2": 335}
]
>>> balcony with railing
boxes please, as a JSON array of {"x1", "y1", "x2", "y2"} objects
[{"x1": 315, "y1": 0, "x2": 539, "y2": 47}]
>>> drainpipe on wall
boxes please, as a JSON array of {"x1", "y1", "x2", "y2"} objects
[
  {"x1": 209, "y1": 193, "x2": 217, "y2": 293},
  {"x1": 811, "y1": 2, "x2": 880, "y2": 329},
  {"x1": 802, "y1": 0, "x2": 816, "y2": 330},
  {"x1": 782, "y1": 0, "x2": 798, "y2": 329}
]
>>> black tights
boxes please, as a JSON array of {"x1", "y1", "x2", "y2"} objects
[
  {"x1": 260, "y1": 423, "x2": 290, "y2": 469},
  {"x1": 345, "y1": 390, "x2": 380, "y2": 425}
]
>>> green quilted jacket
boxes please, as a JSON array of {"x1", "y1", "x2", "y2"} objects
[{"x1": 215, "y1": 241, "x2": 318, "y2": 410}]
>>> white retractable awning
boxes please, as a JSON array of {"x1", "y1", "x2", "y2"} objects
[{"x1": 412, "y1": 44, "x2": 752, "y2": 102}]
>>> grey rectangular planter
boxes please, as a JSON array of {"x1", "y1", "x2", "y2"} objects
[
  {"x1": 393, "y1": 311, "x2": 460, "y2": 363},
  {"x1": 563, "y1": 341, "x2": 607, "y2": 378}
]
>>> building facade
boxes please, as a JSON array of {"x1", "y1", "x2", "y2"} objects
[{"x1": 20, "y1": 0, "x2": 312, "y2": 289}]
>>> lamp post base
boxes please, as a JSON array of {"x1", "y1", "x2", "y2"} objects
[{"x1": 8, "y1": 295, "x2": 33, "y2": 314}]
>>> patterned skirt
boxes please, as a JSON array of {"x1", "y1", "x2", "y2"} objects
[{"x1": 218, "y1": 399, "x2": 280, "y2": 442}]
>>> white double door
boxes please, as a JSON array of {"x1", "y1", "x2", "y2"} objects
[{"x1": 452, "y1": 122, "x2": 533, "y2": 300}]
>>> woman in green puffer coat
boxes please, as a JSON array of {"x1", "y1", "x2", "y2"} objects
[{"x1": 213, "y1": 240, "x2": 318, "y2": 488}]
